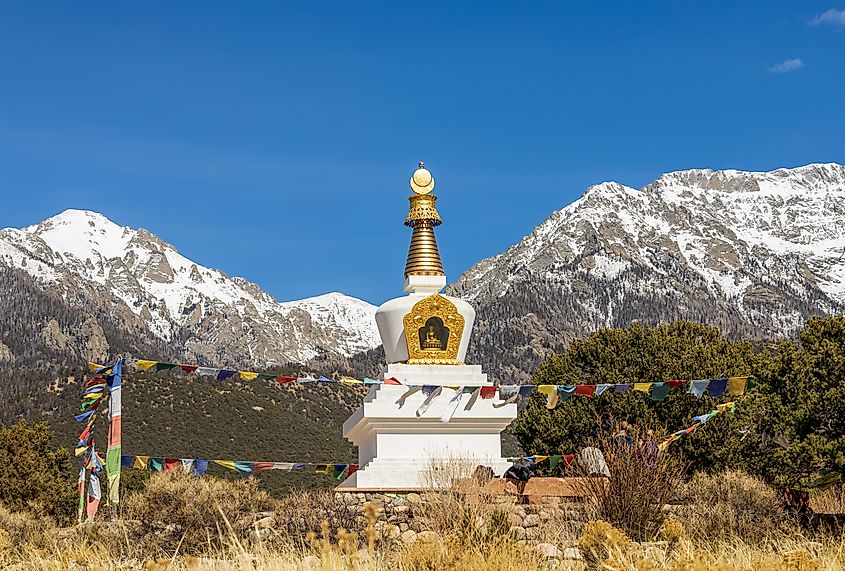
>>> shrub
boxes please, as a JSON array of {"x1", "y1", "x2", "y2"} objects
[
  {"x1": 0, "y1": 421, "x2": 78, "y2": 526},
  {"x1": 578, "y1": 520, "x2": 631, "y2": 567},
  {"x1": 122, "y1": 471, "x2": 276, "y2": 554},
  {"x1": 674, "y1": 470, "x2": 796, "y2": 544},
  {"x1": 575, "y1": 424, "x2": 687, "y2": 541}
]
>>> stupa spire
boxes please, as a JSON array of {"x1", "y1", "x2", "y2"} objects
[{"x1": 404, "y1": 162, "x2": 445, "y2": 278}]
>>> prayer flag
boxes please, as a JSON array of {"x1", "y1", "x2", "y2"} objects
[
  {"x1": 133, "y1": 456, "x2": 149, "y2": 470},
  {"x1": 134, "y1": 360, "x2": 157, "y2": 371},
  {"x1": 256, "y1": 374, "x2": 277, "y2": 381},
  {"x1": 121, "y1": 455, "x2": 134, "y2": 469},
  {"x1": 650, "y1": 382, "x2": 672, "y2": 401},
  {"x1": 727, "y1": 377, "x2": 747, "y2": 396},
  {"x1": 575, "y1": 384, "x2": 597, "y2": 398},
  {"x1": 519, "y1": 385, "x2": 535, "y2": 397},
  {"x1": 614, "y1": 383, "x2": 632, "y2": 393},
  {"x1": 688, "y1": 380, "x2": 709, "y2": 398},
  {"x1": 197, "y1": 367, "x2": 218, "y2": 377},
  {"x1": 253, "y1": 462, "x2": 275, "y2": 475},
  {"x1": 77, "y1": 467, "x2": 86, "y2": 524},
  {"x1": 557, "y1": 385, "x2": 576, "y2": 402},
  {"x1": 234, "y1": 461, "x2": 254, "y2": 475},
  {"x1": 193, "y1": 460, "x2": 209, "y2": 477},
  {"x1": 537, "y1": 385, "x2": 560, "y2": 409},
  {"x1": 155, "y1": 362, "x2": 177, "y2": 372},
  {"x1": 216, "y1": 370, "x2": 237, "y2": 382},
  {"x1": 239, "y1": 371, "x2": 259, "y2": 381},
  {"x1": 213, "y1": 460, "x2": 236, "y2": 471},
  {"x1": 595, "y1": 384, "x2": 613, "y2": 397},
  {"x1": 633, "y1": 383, "x2": 653, "y2": 393},
  {"x1": 348, "y1": 464, "x2": 359, "y2": 477},
  {"x1": 383, "y1": 377, "x2": 402, "y2": 385},
  {"x1": 149, "y1": 458, "x2": 164, "y2": 472},
  {"x1": 181, "y1": 459, "x2": 195, "y2": 473},
  {"x1": 86, "y1": 473, "x2": 101, "y2": 519},
  {"x1": 480, "y1": 386, "x2": 497, "y2": 399},
  {"x1": 549, "y1": 455, "x2": 562, "y2": 469},
  {"x1": 708, "y1": 378, "x2": 728, "y2": 397},
  {"x1": 105, "y1": 359, "x2": 123, "y2": 506},
  {"x1": 276, "y1": 375, "x2": 297, "y2": 383},
  {"x1": 179, "y1": 365, "x2": 199, "y2": 374},
  {"x1": 164, "y1": 458, "x2": 180, "y2": 471}
]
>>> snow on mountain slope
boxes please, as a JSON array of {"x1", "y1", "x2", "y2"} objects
[
  {"x1": 451, "y1": 163, "x2": 845, "y2": 381},
  {"x1": 0, "y1": 210, "x2": 379, "y2": 365}
]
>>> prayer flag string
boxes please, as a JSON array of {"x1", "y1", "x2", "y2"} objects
[{"x1": 119, "y1": 454, "x2": 358, "y2": 481}]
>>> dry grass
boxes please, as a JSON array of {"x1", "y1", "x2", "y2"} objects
[
  {"x1": 812, "y1": 485, "x2": 845, "y2": 515},
  {"x1": 673, "y1": 470, "x2": 796, "y2": 545}
]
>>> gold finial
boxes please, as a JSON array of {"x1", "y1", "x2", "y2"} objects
[
  {"x1": 404, "y1": 162, "x2": 445, "y2": 277},
  {"x1": 410, "y1": 162, "x2": 435, "y2": 195}
]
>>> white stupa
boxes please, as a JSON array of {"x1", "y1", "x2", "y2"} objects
[{"x1": 340, "y1": 163, "x2": 517, "y2": 489}]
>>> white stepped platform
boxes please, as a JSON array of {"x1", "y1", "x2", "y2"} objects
[{"x1": 340, "y1": 365, "x2": 517, "y2": 490}]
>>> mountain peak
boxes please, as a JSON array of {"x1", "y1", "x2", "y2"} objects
[{"x1": 1, "y1": 210, "x2": 379, "y2": 365}]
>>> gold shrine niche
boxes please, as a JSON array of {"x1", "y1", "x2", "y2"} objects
[{"x1": 402, "y1": 294, "x2": 465, "y2": 365}]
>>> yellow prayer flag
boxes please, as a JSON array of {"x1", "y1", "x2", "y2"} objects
[
  {"x1": 239, "y1": 372, "x2": 259, "y2": 381},
  {"x1": 634, "y1": 383, "x2": 653, "y2": 393},
  {"x1": 213, "y1": 460, "x2": 237, "y2": 471},
  {"x1": 133, "y1": 456, "x2": 149, "y2": 470},
  {"x1": 726, "y1": 377, "x2": 747, "y2": 396},
  {"x1": 339, "y1": 376, "x2": 362, "y2": 385},
  {"x1": 88, "y1": 362, "x2": 108, "y2": 372},
  {"x1": 534, "y1": 455, "x2": 549, "y2": 463},
  {"x1": 716, "y1": 401, "x2": 735, "y2": 413},
  {"x1": 537, "y1": 385, "x2": 560, "y2": 409},
  {"x1": 135, "y1": 360, "x2": 157, "y2": 371}
]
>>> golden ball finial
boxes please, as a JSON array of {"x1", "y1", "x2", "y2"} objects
[{"x1": 410, "y1": 161, "x2": 435, "y2": 195}]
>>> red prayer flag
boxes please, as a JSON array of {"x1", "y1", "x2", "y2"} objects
[
  {"x1": 276, "y1": 375, "x2": 297, "y2": 383},
  {"x1": 163, "y1": 458, "x2": 180, "y2": 472},
  {"x1": 666, "y1": 380, "x2": 687, "y2": 389},
  {"x1": 383, "y1": 377, "x2": 402, "y2": 385},
  {"x1": 347, "y1": 464, "x2": 359, "y2": 477},
  {"x1": 574, "y1": 384, "x2": 596, "y2": 397},
  {"x1": 180, "y1": 364, "x2": 199, "y2": 374},
  {"x1": 480, "y1": 386, "x2": 497, "y2": 399},
  {"x1": 252, "y1": 462, "x2": 275, "y2": 475},
  {"x1": 564, "y1": 454, "x2": 576, "y2": 466}
]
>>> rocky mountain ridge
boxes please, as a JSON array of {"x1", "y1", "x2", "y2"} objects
[
  {"x1": 0, "y1": 209, "x2": 380, "y2": 367},
  {"x1": 450, "y1": 162, "x2": 845, "y2": 381}
]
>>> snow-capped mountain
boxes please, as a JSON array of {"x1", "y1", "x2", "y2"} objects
[
  {"x1": 0, "y1": 209, "x2": 379, "y2": 366},
  {"x1": 450, "y1": 163, "x2": 845, "y2": 381}
]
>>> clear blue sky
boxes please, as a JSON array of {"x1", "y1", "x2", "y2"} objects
[{"x1": 1, "y1": 2, "x2": 843, "y2": 304}]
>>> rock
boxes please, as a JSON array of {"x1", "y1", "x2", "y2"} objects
[
  {"x1": 510, "y1": 526, "x2": 526, "y2": 540},
  {"x1": 508, "y1": 512, "x2": 523, "y2": 526},
  {"x1": 523, "y1": 514, "x2": 540, "y2": 528},
  {"x1": 399, "y1": 522, "x2": 408, "y2": 532},
  {"x1": 401, "y1": 530, "x2": 418, "y2": 544},
  {"x1": 406, "y1": 493, "x2": 422, "y2": 505},
  {"x1": 535, "y1": 543, "x2": 560, "y2": 558},
  {"x1": 394, "y1": 505, "x2": 410, "y2": 514},
  {"x1": 525, "y1": 526, "x2": 540, "y2": 540},
  {"x1": 301, "y1": 555, "x2": 321, "y2": 569},
  {"x1": 384, "y1": 525, "x2": 400, "y2": 540},
  {"x1": 562, "y1": 547, "x2": 583, "y2": 560},
  {"x1": 253, "y1": 516, "x2": 274, "y2": 529},
  {"x1": 511, "y1": 506, "x2": 527, "y2": 518},
  {"x1": 539, "y1": 510, "x2": 551, "y2": 521}
]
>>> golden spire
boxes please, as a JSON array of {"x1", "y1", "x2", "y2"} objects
[{"x1": 404, "y1": 162, "x2": 445, "y2": 277}]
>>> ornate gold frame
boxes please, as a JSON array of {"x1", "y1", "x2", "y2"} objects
[{"x1": 403, "y1": 294, "x2": 465, "y2": 365}]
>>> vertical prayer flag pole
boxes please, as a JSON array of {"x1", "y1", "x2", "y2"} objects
[
  {"x1": 105, "y1": 358, "x2": 124, "y2": 509},
  {"x1": 76, "y1": 467, "x2": 87, "y2": 524}
]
